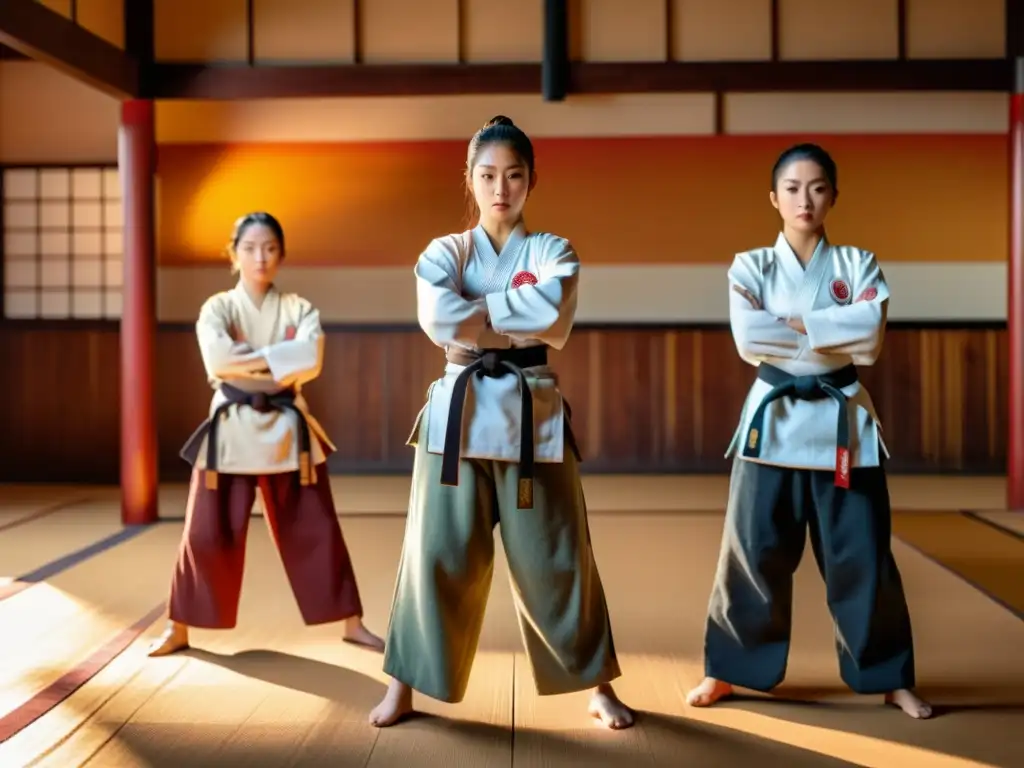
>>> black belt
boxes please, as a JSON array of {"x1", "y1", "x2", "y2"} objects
[
  {"x1": 741, "y1": 363, "x2": 858, "y2": 488},
  {"x1": 441, "y1": 346, "x2": 548, "y2": 509},
  {"x1": 180, "y1": 383, "x2": 313, "y2": 490}
]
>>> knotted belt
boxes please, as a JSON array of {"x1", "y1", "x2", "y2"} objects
[
  {"x1": 179, "y1": 383, "x2": 314, "y2": 491},
  {"x1": 742, "y1": 363, "x2": 859, "y2": 488},
  {"x1": 441, "y1": 345, "x2": 548, "y2": 509}
]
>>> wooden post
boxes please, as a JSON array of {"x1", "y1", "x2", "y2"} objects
[
  {"x1": 542, "y1": 0, "x2": 568, "y2": 102},
  {"x1": 118, "y1": 99, "x2": 158, "y2": 525},
  {"x1": 1010, "y1": 59, "x2": 1024, "y2": 510}
]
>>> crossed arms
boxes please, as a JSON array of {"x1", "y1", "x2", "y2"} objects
[
  {"x1": 196, "y1": 298, "x2": 325, "y2": 389},
  {"x1": 729, "y1": 252, "x2": 889, "y2": 365},
  {"x1": 415, "y1": 236, "x2": 580, "y2": 351}
]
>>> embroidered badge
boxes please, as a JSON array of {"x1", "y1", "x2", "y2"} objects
[
  {"x1": 284, "y1": 325, "x2": 297, "y2": 340},
  {"x1": 855, "y1": 287, "x2": 878, "y2": 303},
  {"x1": 511, "y1": 271, "x2": 538, "y2": 288},
  {"x1": 829, "y1": 278, "x2": 851, "y2": 304}
]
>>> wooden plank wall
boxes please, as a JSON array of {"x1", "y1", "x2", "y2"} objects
[
  {"x1": 0, "y1": 323, "x2": 1006, "y2": 483},
  {"x1": 28, "y1": 0, "x2": 1010, "y2": 64}
]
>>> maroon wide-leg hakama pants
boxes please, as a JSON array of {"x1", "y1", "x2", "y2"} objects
[{"x1": 168, "y1": 466, "x2": 363, "y2": 629}]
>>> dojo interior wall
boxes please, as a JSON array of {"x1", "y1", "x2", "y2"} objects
[
  {"x1": 29, "y1": 0, "x2": 1008, "y2": 61},
  {"x1": 0, "y1": 0, "x2": 1012, "y2": 482}
]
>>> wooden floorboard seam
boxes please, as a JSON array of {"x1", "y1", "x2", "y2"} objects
[
  {"x1": 960, "y1": 510, "x2": 1024, "y2": 541},
  {"x1": 0, "y1": 526, "x2": 154, "y2": 603},
  {"x1": 0, "y1": 497, "x2": 94, "y2": 534},
  {"x1": 890, "y1": 534, "x2": 1024, "y2": 622}
]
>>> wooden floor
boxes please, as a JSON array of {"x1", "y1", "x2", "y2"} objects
[{"x1": 0, "y1": 476, "x2": 1021, "y2": 767}]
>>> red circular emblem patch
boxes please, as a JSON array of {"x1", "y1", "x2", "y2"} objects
[
  {"x1": 856, "y1": 287, "x2": 878, "y2": 303},
  {"x1": 284, "y1": 325, "x2": 297, "y2": 340},
  {"x1": 511, "y1": 271, "x2": 538, "y2": 288},
  {"x1": 829, "y1": 279, "x2": 851, "y2": 304}
]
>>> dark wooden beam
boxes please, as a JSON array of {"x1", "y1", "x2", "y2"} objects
[
  {"x1": 146, "y1": 58, "x2": 1013, "y2": 100},
  {"x1": 664, "y1": 0, "x2": 673, "y2": 61},
  {"x1": 0, "y1": 43, "x2": 27, "y2": 60},
  {"x1": 0, "y1": 0, "x2": 138, "y2": 97},
  {"x1": 352, "y1": 0, "x2": 363, "y2": 63},
  {"x1": 542, "y1": 0, "x2": 568, "y2": 102},
  {"x1": 246, "y1": 0, "x2": 255, "y2": 66},
  {"x1": 568, "y1": 59, "x2": 1011, "y2": 93},
  {"x1": 1009, "y1": 0, "x2": 1024, "y2": 59},
  {"x1": 456, "y1": 0, "x2": 467, "y2": 64},
  {"x1": 148, "y1": 62, "x2": 539, "y2": 99},
  {"x1": 124, "y1": 0, "x2": 154, "y2": 63},
  {"x1": 897, "y1": 0, "x2": 907, "y2": 60},
  {"x1": 770, "y1": 0, "x2": 780, "y2": 61}
]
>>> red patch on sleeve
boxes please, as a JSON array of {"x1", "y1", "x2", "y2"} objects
[
  {"x1": 511, "y1": 271, "x2": 538, "y2": 288},
  {"x1": 284, "y1": 325, "x2": 297, "y2": 340},
  {"x1": 855, "y1": 287, "x2": 878, "y2": 303},
  {"x1": 829, "y1": 279, "x2": 851, "y2": 304}
]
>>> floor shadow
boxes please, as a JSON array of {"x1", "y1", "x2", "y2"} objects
[
  {"x1": 178, "y1": 650, "x2": 1022, "y2": 765},
  {"x1": 183, "y1": 648, "x2": 387, "y2": 710},
  {"x1": 634, "y1": 710, "x2": 859, "y2": 767},
  {"x1": 712, "y1": 681, "x2": 1024, "y2": 767},
  {"x1": 93, "y1": 708, "x2": 863, "y2": 768},
  {"x1": 766, "y1": 682, "x2": 1024, "y2": 712}
]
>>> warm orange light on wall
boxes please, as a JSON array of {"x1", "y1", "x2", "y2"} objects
[
  {"x1": 157, "y1": 134, "x2": 1008, "y2": 267},
  {"x1": 159, "y1": 142, "x2": 468, "y2": 266}
]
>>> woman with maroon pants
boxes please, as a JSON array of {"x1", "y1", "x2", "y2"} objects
[{"x1": 148, "y1": 212, "x2": 384, "y2": 656}]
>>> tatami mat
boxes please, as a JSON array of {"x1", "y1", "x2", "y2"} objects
[
  {"x1": 972, "y1": 511, "x2": 1024, "y2": 538},
  {"x1": 893, "y1": 511, "x2": 1024, "y2": 618},
  {"x1": 0, "y1": 482, "x2": 1021, "y2": 767}
]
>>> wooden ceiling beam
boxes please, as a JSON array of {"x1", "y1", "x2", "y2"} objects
[
  {"x1": 0, "y1": 0, "x2": 138, "y2": 98},
  {"x1": 0, "y1": 43, "x2": 27, "y2": 60},
  {"x1": 146, "y1": 58, "x2": 1012, "y2": 101}
]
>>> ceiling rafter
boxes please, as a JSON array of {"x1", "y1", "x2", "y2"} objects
[{"x1": 0, "y1": 0, "x2": 138, "y2": 98}]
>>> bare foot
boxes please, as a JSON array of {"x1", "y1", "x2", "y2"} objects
[
  {"x1": 369, "y1": 678, "x2": 414, "y2": 727},
  {"x1": 885, "y1": 688, "x2": 933, "y2": 719},
  {"x1": 343, "y1": 616, "x2": 385, "y2": 652},
  {"x1": 147, "y1": 620, "x2": 189, "y2": 657},
  {"x1": 686, "y1": 676, "x2": 733, "y2": 707},
  {"x1": 588, "y1": 683, "x2": 634, "y2": 729}
]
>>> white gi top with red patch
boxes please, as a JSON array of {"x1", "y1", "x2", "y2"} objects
[
  {"x1": 725, "y1": 233, "x2": 890, "y2": 470},
  {"x1": 412, "y1": 221, "x2": 578, "y2": 464},
  {"x1": 192, "y1": 282, "x2": 335, "y2": 475}
]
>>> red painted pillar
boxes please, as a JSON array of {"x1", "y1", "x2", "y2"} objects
[
  {"x1": 1010, "y1": 59, "x2": 1024, "y2": 511},
  {"x1": 118, "y1": 100, "x2": 158, "y2": 525}
]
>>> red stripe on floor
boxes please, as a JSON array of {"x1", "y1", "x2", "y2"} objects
[{"x1": 0, "y1": 603, "x2": 166, "y2": 743}]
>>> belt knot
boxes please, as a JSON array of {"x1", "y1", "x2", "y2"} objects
[{"x1": 792, "y1": 376, "x2": 821, "y2": 399}]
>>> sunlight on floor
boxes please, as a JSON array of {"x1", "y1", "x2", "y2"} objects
[{"x1": 0, "y1": 479, "x2": 1020, "y2": 767}]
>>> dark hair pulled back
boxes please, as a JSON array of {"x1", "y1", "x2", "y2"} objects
[
  {"x1": 461, "y1": 115, "x2": 536, "y2": 225},
  {"x1": 771, "y1": 143, "x2": 838, "y2": 194},
  {"x1": 225, "y1": 211, "x2": 285, "y2": 272},
  {"x1": 466, "y1": 115, "x2": 536, "y2": 178}
]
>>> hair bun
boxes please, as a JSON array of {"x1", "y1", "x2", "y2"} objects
[{"x1": 483, "y1": 115, "x2": 515, "y2": 129}]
